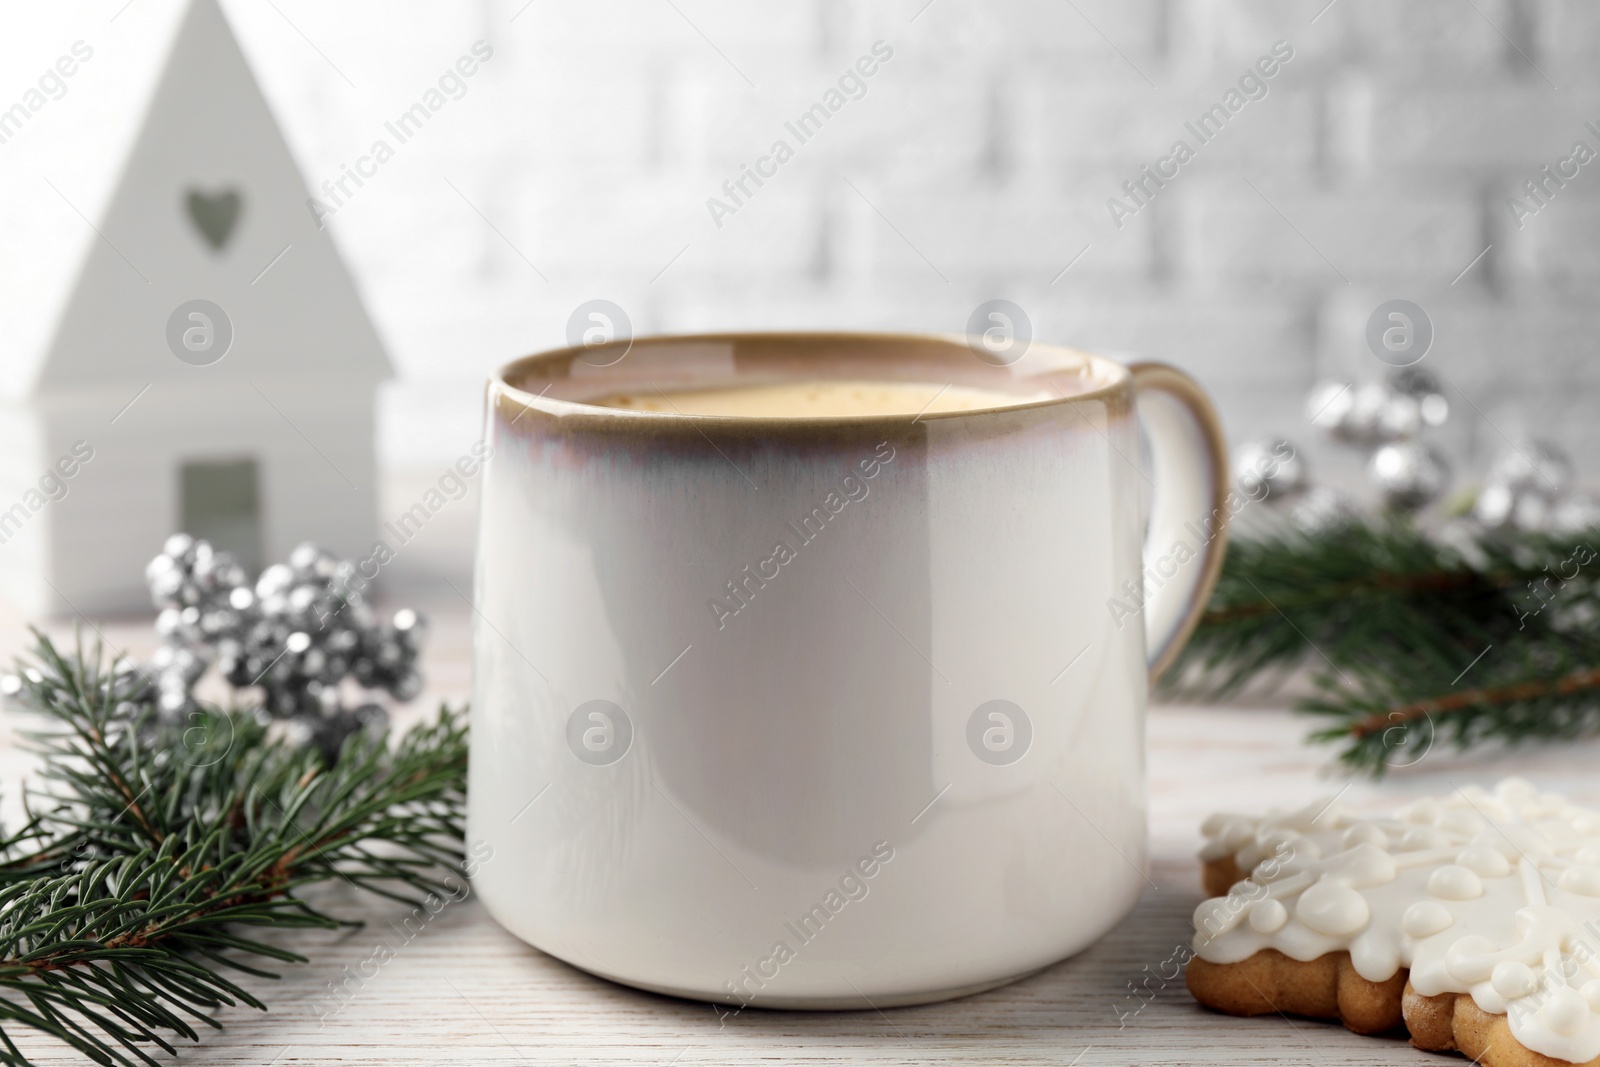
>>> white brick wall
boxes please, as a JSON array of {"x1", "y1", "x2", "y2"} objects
[{"x1": 26, "y1": 0, "x2": 1600, "y2": 492}]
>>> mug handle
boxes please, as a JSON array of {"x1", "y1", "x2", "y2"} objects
[{"x1": 1127, "y1": 362, "x2": 1231, "y2": 682}]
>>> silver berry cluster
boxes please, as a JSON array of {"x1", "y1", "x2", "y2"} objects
[
  {"x1": 1471, "y1": 442, "x2": 1600, "y2": 535},
  {"x1": 1232, "y1": 365, "x2": 1597, "y2": 536},
  {"x1": 144, "y1": 533, "x2": 425, "y2": 753},
  {"x1": 1228, "y1": 369, "x2": 1454, "y2": 533},
  {"x1": 1306, "y1": 367, "x2": 1453, "y2": 513}
]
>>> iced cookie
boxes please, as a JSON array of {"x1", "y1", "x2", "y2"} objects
[{"x1": 1187, "y1": 780, "x2": 1600, "y2": 1067}]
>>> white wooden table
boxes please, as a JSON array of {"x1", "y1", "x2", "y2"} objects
[{"x1": 5, "y1": 591, "x2": 1600, "y2": 1066}]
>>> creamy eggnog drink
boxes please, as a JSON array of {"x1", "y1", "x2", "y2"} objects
[{"x1": 592, "y1": 380, "x2": 1055, "y2": 417}]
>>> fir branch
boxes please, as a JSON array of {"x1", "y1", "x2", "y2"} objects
[
  {"x1": 1343, "y1": 665, "x2": 1600, "y2": 740},
  {"x1": 1301, "y1": 625, "x2": 1600, "y2": 775},
  {"x1": 0, "y1": 630, "x2": 468, "y2": 1066},
  {"x1": 1167, "y1": 521, "x2": 1600, "y2": 774}
]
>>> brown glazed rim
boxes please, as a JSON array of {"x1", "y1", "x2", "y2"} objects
[
  {"x1": 491, "y1": 330, "x2": 1133, "y2": 434},
  {"x1": 1127, "y1": 361, "x2": 1232, "y2": 682}
]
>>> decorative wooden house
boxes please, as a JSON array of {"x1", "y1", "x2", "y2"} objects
[{"x1": 0, "y1": 0, "x2": 390, "y2": 615}]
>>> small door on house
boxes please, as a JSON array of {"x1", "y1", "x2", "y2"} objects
[{"x1": 180, "y1": 458, "x2": 264, "y2": 574}]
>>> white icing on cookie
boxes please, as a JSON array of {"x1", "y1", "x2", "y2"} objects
[{"x1": 1193, "y1": 779, "x2": 1600, "y2": 1064}]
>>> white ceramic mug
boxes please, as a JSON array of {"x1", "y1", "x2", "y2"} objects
[{"x1": 467, "y1": 332, "x2": 1228, "y2": 1009}]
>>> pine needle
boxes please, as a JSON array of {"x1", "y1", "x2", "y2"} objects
[
  {"x1": 0, "y1": 630, "x2": 467, "y2": 1066},
  {"x1": 1165, "y1": 521, "x2": 1600, "y2": 775}
]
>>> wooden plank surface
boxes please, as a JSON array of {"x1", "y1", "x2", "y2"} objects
[{"x1": 4, "y1": 587, "x2": 1600, "y2": 1065}]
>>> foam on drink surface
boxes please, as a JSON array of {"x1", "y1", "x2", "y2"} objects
[{"x1": 590, "y1": 380, "x2": 1054, "y2": 418}]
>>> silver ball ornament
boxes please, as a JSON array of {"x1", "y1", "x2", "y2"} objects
[
  {"x1": 1387, "y1": 367, "x2": 1449, "y2": 428},
  {"x1": 1473, "y1": 482, "x2": 1558, "y2": 532},
  {"x1": 255, "y1": 563, "x2": 294, "y2": 600},
  {"x1": 1471, "y1": 483, "x2": 1514, "y2": 530},
  {"x1": 1307, "y1": 379, "x2": 1394, "y2": 444},
  {"x1": 1342, "y1": 382, "x2": 1397, "y2": 444},
  {"x1": 1487, "y1": 440, "x2": 1573, "y2": 498},
  {"x1": 1233, "y1": 438, "x2": 1307, "y2": 501},
  {"x1": 1305, "y1": 380, "x2": 1354, "y2": 433},
  {"x1": 1368, "y1": 441, "x2": 1450, "y2": 511},
  {"x1": 1376, "y1": 393, "x2": 1424, "y2": 440},
  {"x1": 162, "y1": 532, "x2": 195, "y2": 560}
]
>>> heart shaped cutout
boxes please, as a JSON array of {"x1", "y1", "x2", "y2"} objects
[{"x1": 185, "y1": 187, "x2": 242, "y2": 251}]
